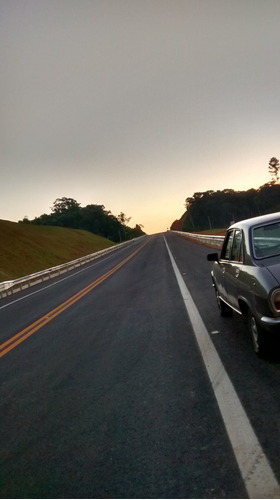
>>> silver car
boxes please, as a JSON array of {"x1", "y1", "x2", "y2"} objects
[{"x1": 207, "y1": 212, "x2": 280, "y2": 356}]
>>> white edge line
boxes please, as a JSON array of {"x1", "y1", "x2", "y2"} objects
[{"x1": 164, "y1": 235, "x2": 280, "y2": 499}]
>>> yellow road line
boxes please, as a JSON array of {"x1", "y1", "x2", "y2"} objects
[{"x1": 0, "y1": 239, "x2": 149, "y2": 358}]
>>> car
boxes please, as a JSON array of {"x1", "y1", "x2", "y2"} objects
[{"x1": 207, "y1": 212, "x2": 280, "y2": 356}]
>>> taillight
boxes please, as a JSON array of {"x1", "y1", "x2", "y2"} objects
[{"x1": 272, "y1": 290, "x2": 280, "y2": 312}]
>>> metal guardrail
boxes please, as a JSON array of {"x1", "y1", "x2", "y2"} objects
[
  {"x1": 0, "y1": 233, "x2": 221, "y2": 299},
  {"x1": 172, "y1": 230, "x2": 224, "y2": 248},
  {"x1": 0, "y1": 237, "x2": 144, "y2": 299}
]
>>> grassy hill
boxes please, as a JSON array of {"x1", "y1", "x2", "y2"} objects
[{"x1": 0, "y1": 220, "x2": 116, "y2": 282}]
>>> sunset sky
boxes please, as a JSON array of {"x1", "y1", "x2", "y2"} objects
[{"x1": 1, "y1": 0, "x2": 280, "y2": 234}]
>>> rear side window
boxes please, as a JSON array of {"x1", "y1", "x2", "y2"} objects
[
  {"x1": 231, "y1": 230, "x2": 243, "y2": 262},
  {"x1": 221, "y1": 229, "x2": 243, "y2": 262},
  {"x1": 222, "y1": 231, "x2": 234, "y2": 260}
]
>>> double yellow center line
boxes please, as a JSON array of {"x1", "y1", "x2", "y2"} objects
[{"x1": 0, "y1": 240, "x2": 149, "y2": 358}]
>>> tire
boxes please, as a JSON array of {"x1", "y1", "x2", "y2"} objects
[
  {"x1": 215, "y1": 289, "x2": 232, "y2": 317},
  {"x1": 247, "y1": 310, "x2": 266, "y2": 356}
]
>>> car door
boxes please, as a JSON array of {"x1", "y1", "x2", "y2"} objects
[{"x1": 223, "y1": 229, "x2": 244, "y2": 311}]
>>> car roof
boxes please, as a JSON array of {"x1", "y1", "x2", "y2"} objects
[{"x1": 229, "y1": 212, "x2": 280, "y2": 231}]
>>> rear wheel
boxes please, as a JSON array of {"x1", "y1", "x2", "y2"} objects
[
  {"x1": 247, "y1": 311, "x2": 266, "y2": 356},
  {"x1": 215, "y1": 289, "x2": 232, "y2": 317}
]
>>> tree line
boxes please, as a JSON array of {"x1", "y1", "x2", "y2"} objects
[
  {"x1": 20, "y1": 197, "x2": 145, "y2": 242},
  {"x1": 171, "y1": 158, "x2": 280, "y2": 232}
]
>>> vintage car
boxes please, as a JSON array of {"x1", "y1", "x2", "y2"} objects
[{"x1": 207, "y1": 212, "x2": 280, "y2": 356}]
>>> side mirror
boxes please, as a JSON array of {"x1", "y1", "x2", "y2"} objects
[{"x1": 207, "y1": 252, "x2": 219, "y2": 262}]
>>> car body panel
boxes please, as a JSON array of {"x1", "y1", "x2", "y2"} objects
[
  {"x1": 267, "y1": 262, "x2": 280, "y2": 282},
  {"x1": 208, "y1": 212, "x2": 280, "y2": 335}
]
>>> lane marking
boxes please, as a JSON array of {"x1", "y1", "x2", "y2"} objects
[
  {"x1": 164, "y1": 236, "x2": 280, "y2": 499},
  {"x1": 0, "y1": 240, "x2": 150, "y2": 358}
]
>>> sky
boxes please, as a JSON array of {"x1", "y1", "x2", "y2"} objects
[{"x1": 1, "y1": 0, "x2": 280, "y2": 234}]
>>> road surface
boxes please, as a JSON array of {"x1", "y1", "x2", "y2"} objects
[{"x1": 1, "y1": 232, "x2": 280, "y2": 498}]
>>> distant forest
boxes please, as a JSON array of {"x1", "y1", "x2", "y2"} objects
[
  {"x1": 171, "y1": 183, "x2": 280, "y2": 232},
  {"x1": 20, "y1": 197, "x2": 145, "y2": 242}
]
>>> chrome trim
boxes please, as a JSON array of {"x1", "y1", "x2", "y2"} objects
[
  {"x1": 261, "y1": 316, "x2": 280, "y2": 325},
  {"x1": 219, "y1": 296, "x2": 241, "y2": 315}
]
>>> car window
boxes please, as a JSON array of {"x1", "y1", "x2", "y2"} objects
[
  {"x1": 221, "y1": 229, "x2": 243, "y2": 262},
  {"x1": 222, "y1": 231, "x2": 234, "y2": 260},
  {"x1": 253, "y1": 222, "x2": 280, "y2": 258},
  {"x1": 231, "y1": 229, "x2": 243, "y2": 262}
]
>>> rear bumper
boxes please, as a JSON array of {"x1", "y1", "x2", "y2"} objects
[{"x1": 261, "y1": 315, "x2": 280, "y2": 327}]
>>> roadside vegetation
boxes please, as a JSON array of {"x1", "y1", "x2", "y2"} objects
[
  {"x1": 0, "y1": 220, "x2": 115, "y2": 281},
  {"x1": 20, "y1": 197, "x2": 145, "y2": 242},
  {"x1": 171, "y1": 158, "x2": 280, "y2": 232}
]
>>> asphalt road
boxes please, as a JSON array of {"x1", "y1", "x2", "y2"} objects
[{"x1": 1, "y1": 232, "x2": 280, "y2": 498}]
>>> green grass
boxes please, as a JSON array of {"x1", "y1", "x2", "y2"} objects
[{"x1": 0, "y1": 220, "x2": 116, "y2": 281}]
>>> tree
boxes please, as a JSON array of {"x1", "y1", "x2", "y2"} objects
[
  {"x1": 51, "y1": 197, "x2": 80, "y2": 214},
  {"x1": 178, "y1": 184, "x2": 280, "y2": 232},
  {"x1": 19, "y1": 198, "x2": 145, "y2": 242},
  {"x1": 20, "y1": 216, "x2": 31, "y2": 224},
  {"x1": 117, "y1": 212, "x2": 131, "y2": 225},
  {"x1": 268, "y1": 157, "x2": 280, "y2": 184}
]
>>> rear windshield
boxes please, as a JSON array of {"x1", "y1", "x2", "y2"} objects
[{"x1": 253, "y1": 222, "x2": 280, "y2": 258}]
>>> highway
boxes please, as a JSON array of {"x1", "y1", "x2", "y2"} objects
[{"x1": 1, "y1": 232, "x2": 280, "y2": 498}]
